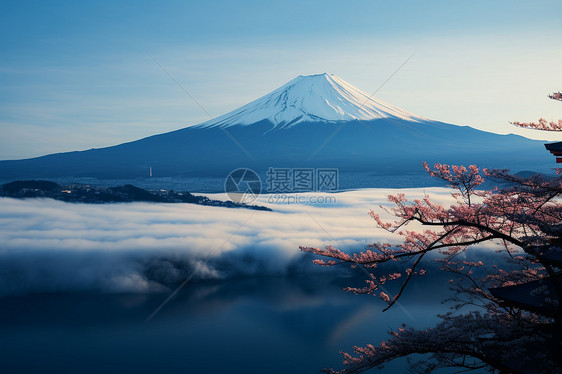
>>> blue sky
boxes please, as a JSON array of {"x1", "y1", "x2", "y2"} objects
[{"x1": 1, "y1": 0, "x2": 561, "y2": 159}]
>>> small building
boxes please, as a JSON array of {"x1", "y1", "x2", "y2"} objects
[
  {"x1": 489, "y1": 245, "x2": 561, "y2": 317},
  {"x1": 489, "y1": 275, "x2": 560, "y2": 317},
  {"x1": 545, "y1": 142, "x2": 562, "y2": 163}
]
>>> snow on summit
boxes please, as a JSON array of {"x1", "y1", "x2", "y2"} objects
[{"x1": 195, "y1": 73, "x2": 426, "y2": 129}]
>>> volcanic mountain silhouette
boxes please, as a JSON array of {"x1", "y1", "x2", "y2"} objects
[{"x1": 0, "y1": 73, "x2": 551, "y2": 180}]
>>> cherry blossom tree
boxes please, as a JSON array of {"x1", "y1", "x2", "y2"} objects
[
  {"x1": 301, "y1": 92, "x2": 562, "y2": 373},
  {"x1": 511, "y1": 91, "x2": 562, "y2": 131}
]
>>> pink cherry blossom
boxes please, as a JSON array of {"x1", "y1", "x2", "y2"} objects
[{"x1": 302, "y1": 91, "x2": 562, "y2": 373}]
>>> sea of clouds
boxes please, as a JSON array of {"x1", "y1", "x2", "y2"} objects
[{"x1": 0, "y1": 188, "x2": 488, "y2": 296}]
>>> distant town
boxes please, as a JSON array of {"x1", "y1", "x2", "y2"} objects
[{"x1": 0, "y1": 180, "x2": 271, "y2": 211}]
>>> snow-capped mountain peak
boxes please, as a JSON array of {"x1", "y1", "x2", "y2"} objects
[{"x1": 195, "y1": 73, "x2": 426, "y2": 129}]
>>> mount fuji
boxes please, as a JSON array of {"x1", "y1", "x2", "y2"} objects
[
  {"x1": 0, "y1": 73, "x2": 552, "y2": 183},
  {"x1": 195, "y1": 73, "x2": 426, "y2": 129}
]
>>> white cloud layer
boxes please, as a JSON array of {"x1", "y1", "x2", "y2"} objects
[{"x1": 0, "y1": 188, "x2": 466, "y2": 296}]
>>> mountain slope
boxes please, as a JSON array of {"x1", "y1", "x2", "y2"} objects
[
  {"x1": 195, "y1": 73, "x2": 426, "y2": 129},
  {"x1": 0, "y1": 74, "x2": 552, "y2": 182}
]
